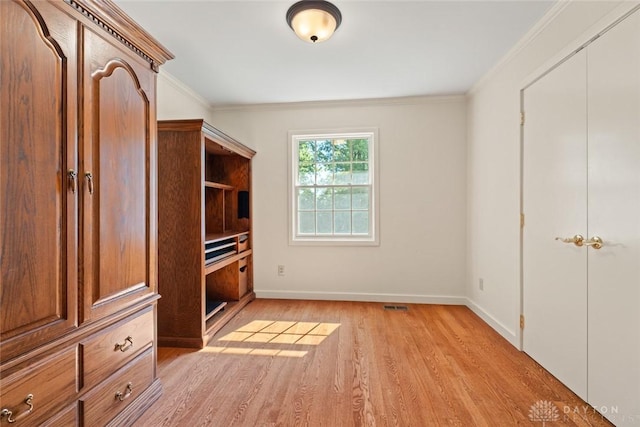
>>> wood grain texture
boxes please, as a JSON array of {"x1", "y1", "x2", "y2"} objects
[
  {"x1": 157, "y1": 129, "x2": 205, "y2": 340},
  {"x1": 81, "y1": 27, "x2": 157, "y2": 323},
  {"x1": 0, "y1": 346, "x2": 77, "y2": 426},
  {"x1": 134, "y1": 300, "x2": 614, "y2": 427},
  {"x1": 157, "y1": 120, "x2": 255, "y2": 348},
  {"x1": 2, "y1": 1, "x2": 166, "y2": 424},
  {"x1": 0, "y1": 0, "x2": 79, "y2": 362}
]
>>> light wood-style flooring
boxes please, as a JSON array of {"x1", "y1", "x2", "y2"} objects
[{"x1": 134, "y1": 299, "x2": 613, "y2": 426}]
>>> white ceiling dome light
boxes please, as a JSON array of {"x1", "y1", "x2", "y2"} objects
[{"x1": 286, "y1": 0, "x2": 342, "y2": 43}]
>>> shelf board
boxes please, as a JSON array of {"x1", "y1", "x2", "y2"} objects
[
  {"x1": 205, "y1": 300, "x2": 227, "y2": 321},
  {"x1": 205, "y1": 231, "x2": 249, "y2": 244},
  {"x1": 204, "y1": 181, "x2": 234, "y2": 191},
  {"x1": 204, "y1": 250, "x2": 236, "y2": 265},
  {"x1": 205, "y1": 241, "x2": 236, "y2": 253},
  {"x1": 204, "y1": 249, "x2": 252, "y2": 275},
  {"x1": 203, "y1": 292, "x2": 256, "y2": 343}
]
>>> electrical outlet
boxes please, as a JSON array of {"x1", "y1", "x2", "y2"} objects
[
  {"x1": 479, "y1": 278, "x2": 484, "y2": 291},
  {"x1": 277, "y1": 265, "x2": 285, "y2": 276}
]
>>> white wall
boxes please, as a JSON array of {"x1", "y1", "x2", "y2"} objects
[
  {"x1": 157, "y1": 71, "x2": 215, "y2": 123},
  {"x1": 154, "y1": 0, "x2": 638, "y2": 347},
  {"x1": 466, "y1": 0, "x2": 636, "y2": 346},
  {"x1": 211, "y1": 97, "x2": 468, "y2": 303}
]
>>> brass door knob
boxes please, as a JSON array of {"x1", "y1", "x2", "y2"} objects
[
  {"x1": 585, "y1": 236, "x2": 603, "y2": 249},
  {"x1": 554, "y1": 234, "x2": 584, "y2": 247}
]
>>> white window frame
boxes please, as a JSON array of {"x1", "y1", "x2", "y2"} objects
[{"x1": 288, "y1": 128, "x2": 379, "y2": 246}]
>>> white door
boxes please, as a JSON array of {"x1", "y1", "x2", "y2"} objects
[
  {"x1": 522, "y1": 49, "x2": 588, "y2": 400},
  {"x1": 587, "y1": 10, "x2": 640, "y2": 423}
]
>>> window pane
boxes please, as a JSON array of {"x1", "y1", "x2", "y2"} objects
[
  {"x1": 352, "y1": 211, "x2": 369, "y2": 234},
  {"x1": 316, "y1": 212, "x2": 332, "y2": 234},
  {"x1": 299, "y1": 212, "x2": 315, "y2": 234},
  {"x1": 316, "y1": 187, "x2": 332, "y2": 210},
  {"x1": 298, "y1": 163, "x2": 315, "y2": 185},
  {"x1": 316, "y1": 163, "x2": 333, "y2": 185},
  {"x1": 298, "y1": 188, "x2": 315, "y2": 210},
  {"x1": 334, "y1": 187, "x2": 351, "y2": 210},
  {"x1": 333, "y1": 139, "x2": 350, "y2": 161},
  {"x1": 334, "y1": 212, "x2": 351, "y2": 234},
  {"x1": 352, "y1": 162, "x2": 369, "y2": 184},
  {"x1": 352, "y1": 187, "x2": 369, "y2": 210},
  {"x1": 298, "y1": 140, "x2": 316, "y2": 161},
  {"x1": 334, "y1": 162, "x2": 351, "y2": 184},
  {"x1": 316, "y1": 140, "x2": 333, "y2": 162},
  {"x1": 350, "y1": 139, "x2": 369, "y2": 161}
]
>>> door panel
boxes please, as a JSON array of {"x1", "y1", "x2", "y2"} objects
[
  {"x1": 522, "y1": 50, "x2": 588, "y2": 399},
  {"x1": 587, "y1": 10, "x2": 640, "y2": 423},
  {"x1": 0, "y1": 0, "x2": 78, "y2": 361},
  {"x1": 81, "y1": 28, "x2": 157, "y2": 323}
]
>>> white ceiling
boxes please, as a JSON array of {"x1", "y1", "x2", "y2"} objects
[{"x1": 115, "y1": 1, "x2": 554, "y2": 106}]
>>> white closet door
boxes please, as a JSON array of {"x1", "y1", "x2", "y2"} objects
[
  {"x1": 587, "y1": 10, "x2": 640, "y2": 423},
  {"x1": 523, "y1": 50, "x2": 588, "y2": 400}
]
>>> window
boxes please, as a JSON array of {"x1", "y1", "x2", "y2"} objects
[{"x1": 289, "y1": 129, "x2": 379, "y2": 245}]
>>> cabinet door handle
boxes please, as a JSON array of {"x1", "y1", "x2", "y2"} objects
[
  {"x1": 68, "y1": 169, "x2": 77, "y2": 194},
  {"x1": 239, "y1": 266, "x2": 247, "y2": 273},
  {"x1": 85, "y1": 172, "x2": 94, "y2": 195},
  {"x1": 1, "y1": 394, "x2": 34, "y2": 423},
  {"x1": 115, "y1": 382, "x2": 133, "y2": 402},
  {"x1": 114, "y1": 336, "x2": 134, "y2": 352}
]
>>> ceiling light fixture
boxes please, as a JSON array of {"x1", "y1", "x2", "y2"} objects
[{"x1": 286, "y1": 0, "x2": 342, "y2": 44}]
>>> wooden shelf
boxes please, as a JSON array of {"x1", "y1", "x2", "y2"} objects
[
  {"x1": 205, "y1": 300, "x2": 227, "y2": 321},
  {"x1": 204, "y1": 181, "x2": 234, "y2": 191},
  {"x1": 205, "y1": 249, "x2": 252, "y2": 275},
  {"x1": 204, "y1": 292, "x2": 255, "y2": 341},
  {"x1": 158, "y1": 119, "x2": 255, "y2": 349},
  {"x1": 205, "y1": 231, "x2": 249, "y2": 244}
]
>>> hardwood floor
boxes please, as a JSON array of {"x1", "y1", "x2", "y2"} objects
[{"x1": 135, "y1": 300, "x2": 613, "y2": 426}]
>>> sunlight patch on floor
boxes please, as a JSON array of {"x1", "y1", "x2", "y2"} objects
[
  {"x1": 207, "y1": 320, "x2": 341, "y2": 357},
  {"x1": 217, "y1": 321, "x2": 340, "y2": 346}
]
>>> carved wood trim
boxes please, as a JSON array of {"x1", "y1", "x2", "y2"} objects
[{"x1": 63, "y1": 0, "x2": 173, "y2": 72}]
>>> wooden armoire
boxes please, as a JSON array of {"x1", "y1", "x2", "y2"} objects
[{"x1": 0, "y1": 0, "x2": 173, "y2": 425}]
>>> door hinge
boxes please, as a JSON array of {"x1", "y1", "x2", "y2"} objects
[
  {"x1": 520, "y1": 112, "x2": 525, "y2": 126},
  {"x1": 520, "y1": 314, "x2": 525, "y2": 329},
  {"x1": 520, "y1": 213, "x2": 525, "y2": 228}
]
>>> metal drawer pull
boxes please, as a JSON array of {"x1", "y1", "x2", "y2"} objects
[
  {"x1": 68, "y1": 169, "x2": 77, "y2": 193},
  {"x1": 114, "y1": 336, "x2": 134, "y2": 352},
  {"x1": 85, "y1": 172, "x2": 94, "y2": 195},
  {"x1": 115, "y1": 382, "x2": 133, "y2": 402},
  {"x1": 1, "y1": 394, "x2": 34, "y2": 423}
]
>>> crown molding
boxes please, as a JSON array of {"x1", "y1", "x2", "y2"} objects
[{"x1": 211, "y1": 94, "x2": 466, "y2": 113}]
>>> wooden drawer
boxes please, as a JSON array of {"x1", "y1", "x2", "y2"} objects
[
  {"x1": 238, "y1": 233, "x2": 249, "y2": 253},
  {"x1": 81, "y1": 308, "x2": 154, "y2": 390},
  {"x1": 81, "y1": 349, "x2": 154, "y2": 427},
  {"x1": 41, "y1": 403, "x2": 78, "y2": 426},
  {"x1": 239, "y1": 257, "x2": 248, "y2": 297},
  {"x1": 0, "y1": 347, "x2": 77, "y2": 426}
]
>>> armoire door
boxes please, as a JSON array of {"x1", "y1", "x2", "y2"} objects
[
  {"x1": 0, "y1": 0, "x2": 79, "y2": 361},
  {"x1": 522, "y1": 49, "x2": 588, "y2": 400},
  {"x1": 80, "y1": 27, "x2": 158, "y2": 323},
  {"x1": 587, "y1": 9, "x2": 640, "y2": 422}
]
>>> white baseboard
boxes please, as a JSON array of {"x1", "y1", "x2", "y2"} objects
[
  {"x1": 465, "y1": 298, "x2": 519, "y2": 348},
  {"x1": 255, "y1": 290, "x2": 466, "y2": 305}
]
